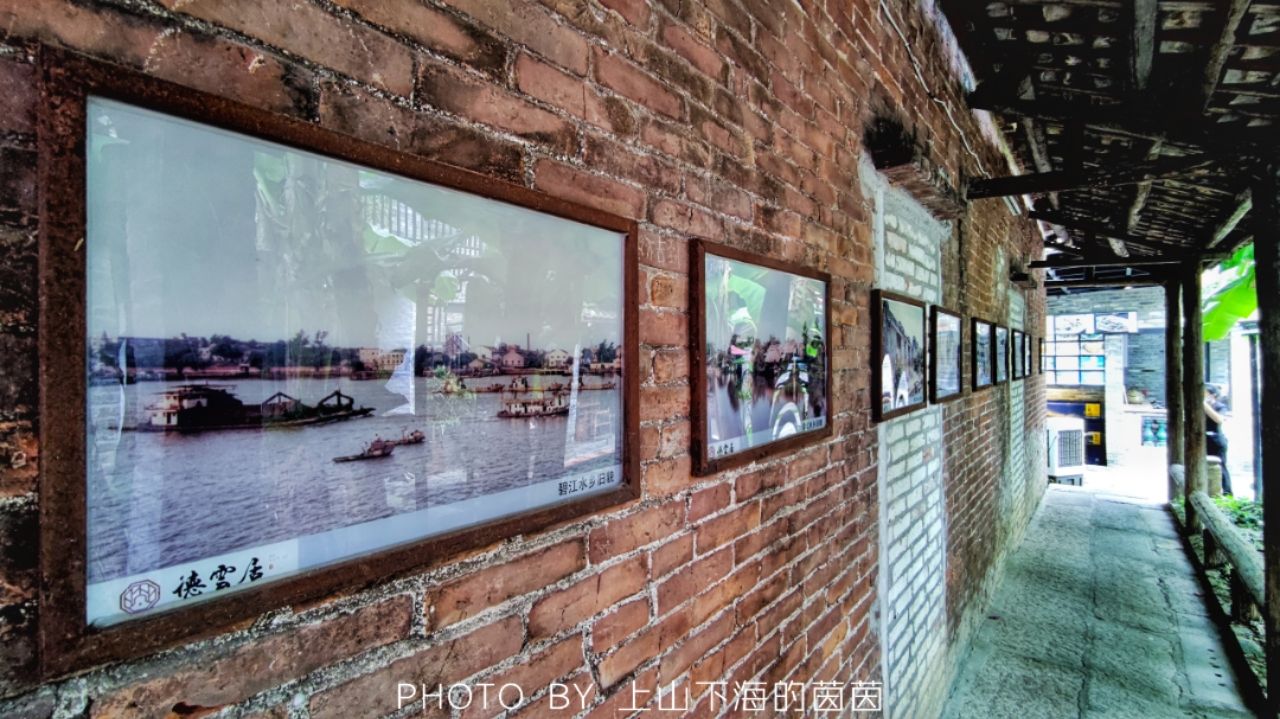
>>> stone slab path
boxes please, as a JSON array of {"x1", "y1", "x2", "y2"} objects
[{"x1": 942, "y1": 485, "x2": 1256, "y2": 719}]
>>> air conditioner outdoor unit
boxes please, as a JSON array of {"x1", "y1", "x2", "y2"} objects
[{"x1": 1046, "y1": 416, "x2": 1086, "y2": 486}]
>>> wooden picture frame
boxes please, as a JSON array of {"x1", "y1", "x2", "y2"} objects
[
  {"x1": 689, "y1": 239, "x2": 832, "y2": 475},
  {"x1": 994, "y1": 325, "x2": 1010, "y2": 384},
  {"x1": 929, "y1": 306, "x2": 964, "y2": 404},
  {"x1": 972, "y1": 318, "x2": 994, "y2": 389},
  {"x1": 871, "y1": 290, "x2": 928, "y2": 422},
  {"x1": 37, "y1": 47, "x2": 641, "y2": 675}
]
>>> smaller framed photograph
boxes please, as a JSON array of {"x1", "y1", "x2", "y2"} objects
[
  {"x1": 691, "y1": 239, "x2": 832, "y2": 475},
  {"x1": 1038, "y1": 337, "x2": 1045, "y2": 374},
  {"x1": 1011, "y1": 330, "x2": 1025, "y2": 379},
  {"x1": 994, "y1": 325, "x2": 1009, "y2": 384},
  {"x1": 972, "y1": 319, "x2": 994, "y2": 389},
  {"x1": 930, "y1": 307, "x2": 964, "y2": 404},
  {"x1": 1025, "y1": 335, "x2": 1034, "y2": 378},
  {"x1": 873, "y1": 290, "x2": 928, "y2": 421}
]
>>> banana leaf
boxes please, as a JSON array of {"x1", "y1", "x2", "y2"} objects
[{"x1": 1202, "y1": 243, "x2": 1256, "y2": 342}]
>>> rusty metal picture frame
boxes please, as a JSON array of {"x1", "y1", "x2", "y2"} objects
[{"x1": 36, "y1": 47, "x2": 640, "y2": 675}]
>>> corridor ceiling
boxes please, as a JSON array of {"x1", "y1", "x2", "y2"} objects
[{"x1": 940, "y1": 0, "x2": 1279, "y2": 292}]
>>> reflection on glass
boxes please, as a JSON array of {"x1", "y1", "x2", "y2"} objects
[
  {"x1": 933, "y1": 313, "x2": 962, "y2": 398},
  {"x1": 703, "y1": 254, "x2": 827, "y2": 460},
  {"x1": 1081, "y1": 371, "x2": 1105, "y2": 386},
  {"x1": 85, "y1": 98, "x2": 626, "y2": 625}
]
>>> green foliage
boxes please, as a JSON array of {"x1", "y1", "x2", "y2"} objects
[
  {"x1": 1202, "y1": 243, "x2": 1256, "y2": 342},
  {"x1": 1212, "y1": 494, "x2": 1263, "y2": 530}
]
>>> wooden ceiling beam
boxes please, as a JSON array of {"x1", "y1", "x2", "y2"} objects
[
  {"x1": 1206, "y1": 189, "x2": 1253, "y2": 250},
  {"x1": 1030, "y1": 256, "x2": 1182, "y2": 269},
  {"x1": 1200, "y1": 0, "x2": 1253, "y2": 112},
  {"x1": 1132, "y1": 0, "x2": 1157, "y2": 93},
  {"x1": 1125, "y1": 139, "x2": 1164, "y2": 236},
  {"x1": 968, "y1": 152, "x2": 1221, "y2": 199},
  {"x1": 1028, "y1": 209, "x2": 1192, "y2": 255},
  {"x1": 1045, "y1": 275, "x2": 1168, "y2": 289},
  {"x1": 967, "y1": 95, "x2": 1279, "y2": 152}
]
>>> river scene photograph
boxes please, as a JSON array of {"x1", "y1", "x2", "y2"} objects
[{"x1": 83, "y1": 98, "x2": 627, "y2": 624}]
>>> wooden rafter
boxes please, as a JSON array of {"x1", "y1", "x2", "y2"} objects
[
  {"x1": 968, "y1": 153, "x2": 1222, "y2": 200},
  {"x1": 1131, "y1": 0, "x2": 1157, "y2": 93},
  {"x1": 1201, "y1": 0, "x2": 1254, "y2": 112},
  {"x1": 1027, "y1": 210, "x2": 1190, "y2": 255},
  {"x1": 1205, "y1": 189, "x2": 1253, "y2": 250},
  {"x1": 1030, "y1": 256, "x2": 1181, "y2": 270}
]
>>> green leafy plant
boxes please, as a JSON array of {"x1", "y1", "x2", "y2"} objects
[
  {"x1": 1212, "y1": 494, "x2": 1263, "y2": 530},
  {"x1": 1202, "y1": 242, "x2": 1256, "y2": 342}
]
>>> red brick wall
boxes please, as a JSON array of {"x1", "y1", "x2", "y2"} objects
[{"x1": 0, "y1": 1, "x2": 1045, "y2": 716}]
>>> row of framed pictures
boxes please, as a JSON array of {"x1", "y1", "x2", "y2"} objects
[{"x1": 872, "y1": 290, "x2": 1037, "y2": 422}]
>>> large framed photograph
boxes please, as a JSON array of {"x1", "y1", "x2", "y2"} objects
[
  {"x1": 690, "y1": 240, "x2": 831, "y2": 474},
  {"x1": 872, "y1": 290, "x2": 927, "y2": 421},
  {"x1": 972, "y1": 319, "x2": 994, "y2": 389},
  {"x1": 1012, "y1": 330, "x2": 1025, "y2": 379},
  {"x1": 929, "y1": 307, "x2": 963, "y2": 404},
  {"x1": 38, "y1": 51, "x2": 639, "y2": 671},
  {"x1": 994, "y1": 325, "x2": 1010, "y2": 384}
]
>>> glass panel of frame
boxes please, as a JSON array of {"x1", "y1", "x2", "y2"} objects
[
  {"x1": 83, "y1": 98, "x2": 631, "y2": 626},
  {"x1": 694, "y1": 241, "x2": 830, "y2": 472}
]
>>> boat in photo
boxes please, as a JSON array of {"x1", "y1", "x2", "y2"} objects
[
  {"x1": 332, "y1": 438, "x2": 395, "y2": 463},
  {"x1": 138, "y1": 384, "x2": 373, "y2": 432},
  {"x1": 387, "y1": 429, "x2": 426, "y2": 446},
  {"x1": 497, "y1": 388, "x2": 570, "y2": 418}
]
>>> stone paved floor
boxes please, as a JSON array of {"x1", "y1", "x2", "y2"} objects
[{"x1": 941, "y1": 485, "x2": 1257, "y2": 719}]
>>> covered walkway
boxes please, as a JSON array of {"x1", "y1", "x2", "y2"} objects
[{"x1": 943, "y1": 485, "x2": 1255, "y2": 719}]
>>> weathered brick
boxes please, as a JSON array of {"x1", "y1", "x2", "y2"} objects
[
  {"x1": 442, "y1": 0, "x2": 590, "y2": 74},
  {"x1": 656, "y1": 546, "x2": 731, "y2": 613},
  {"x1": 639, "y1": 309, "x2": 688, "y2": 348},
  {"x1": 592, "y1": 598, "x2": 650, "y2": 652},
  {"x1": 529, "y1": 556, "x2": 647, "y2": 638},
  {"x1": 516, "y1": 54, "x2": 625, "y2": 133},
  {"x1": 319, "y1": 83, "x2": 524, "y2": 183},
  {"x1": 0, "y1": 58, "x2": 35, "y2": 136},
  {"x1": 93, "y1": 596, "x2": 413, "y2": 719},
  {"x1": 594, "y1": 49, "x2": 683, "y2": 119},
  {"x1": 429, "y1": 541, "x2": 584, "y2": 628},
  {"x1": 156, "y1": 0, "x2": 414, "y2": 95},
  {"x1": 418, "y1": 62, "x2": 577, "y2": 154},
  {"x1": 588, "y1": 502, "x2": 682, "y2": 563},
  {"x1": 332, "y1": 0, "x2": 506, "y2": 75},
  {"x1": 652, "y1": 348, "x2": 690, "y2": 384},
  {"x1": 533, "y1": 160, "x2": 646, "y2": 219},
  {"x1": 310, "y1": 616, "x2": 523, "y2": 719}
]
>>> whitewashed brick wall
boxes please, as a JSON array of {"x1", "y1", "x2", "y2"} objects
[{"x1": 873, "y1": 179, "x2": 949, "y2": 719}]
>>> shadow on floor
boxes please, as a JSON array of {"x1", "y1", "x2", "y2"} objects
[{"x1": 941, "y1": 485, "x2": 1256, "y2": 719}]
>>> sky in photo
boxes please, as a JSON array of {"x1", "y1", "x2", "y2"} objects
[{"x1": 85, "y1": 98, "x2": 623, "y2": 352}]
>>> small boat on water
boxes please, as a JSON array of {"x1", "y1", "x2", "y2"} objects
[
  {"x1": 497, "y1": 388, "x2": 569, "y2": 418},
  {"x1": 333, "y1": 439, "x2": 395, "y2": 463},
  {"x1": 387, "y1": 429, "x2": 426, "y2": 446}
]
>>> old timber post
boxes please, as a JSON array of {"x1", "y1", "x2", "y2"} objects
[
  {"x1": 1251, "y1": 162, "x2": 1280, "y2": 717},
  {"x1": 1182, "y1": 263, "x2": 1206, "y2": 533},
  {"x1": 1165, "y1": 280, "x2": 1184, "y2": 502}
]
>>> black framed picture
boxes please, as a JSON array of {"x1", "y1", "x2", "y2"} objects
[
  {"x1": 690, "y1": 239, "x2": 832, "y2": 475},
  {"x1": 872, "y1": 290, "x2": 927, "y2": 421},
  {"x1": 1025, "y1": 334, "x2": 1034, "y2": 379},
  {"x1": 930, "y1": 307, "x2": 963, "y2": 404},
  {"x1": 972, "y1": 319, "x2": 994, "y2": 389},
  {"x1": 994, "y1": 325, "x2": 1010, "y2": 384}
]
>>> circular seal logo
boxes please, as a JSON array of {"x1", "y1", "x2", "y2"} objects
[{"x1": 119, "y1": 579, "x2": 161, "y2": 614}]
